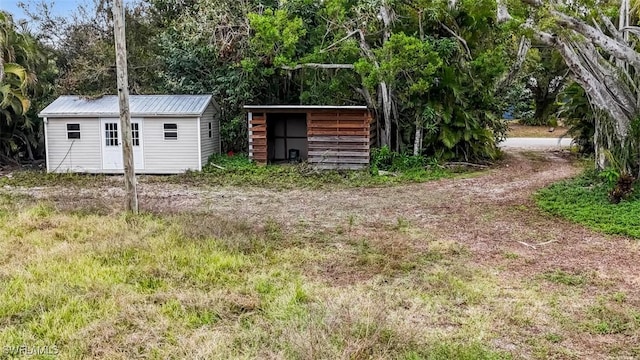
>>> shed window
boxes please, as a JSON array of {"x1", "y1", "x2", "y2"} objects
[
  {"x1": 164, "y1": 123, "x2": 177, "y2": 140},
  {"x1": 105, "y1": 123, "x2": 118, "y2": 146},
  {"x1": 208, "y1": 122, "x2": 212, "y2": 138},
  {"x1": 131, "y1": 123, "x2": 140, "y2": 146},
  {"x1": 67, "y1": 124, "x2": 81, "y2": 139}
]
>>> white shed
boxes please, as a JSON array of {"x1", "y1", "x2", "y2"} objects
[{"x1": 38, "y1": 95, "x2": 221, "y2": 174}]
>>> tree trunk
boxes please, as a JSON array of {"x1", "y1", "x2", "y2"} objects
[
  {"x1": 0, "y1": 54, "x2": 4, "y2": 84},
  {"x1": 594, "y1": 117, "x2": 606, "y2": 170},
  {"x1": 533, "y1": 31, "x2": 634, "y2": 140},
  {"x1": 353, "y1": 29, "x2": 393, "y2": 148},
  {"x1": 531, "y1": 90, "x2": 558, "y2": 126},
  {"x1": 379, "y1": 2, "x2": 394, "y2": 148},
  {"x1": 497, "y1": 0, "x2": 512, "y2": 22},
  {"x1": 414, "y1": 116, "x2": 423, "y2": 156},
  {"x1": 113, "y1": 0, "x2": 139, "y2": 214},
  {"x1": 25, "y1": 139, "x2": 34, "y2": 161},
  {"x1": 497, "y1": 36, "x2": 530, "y2": 89},
  {"x1": 379, "y1": 82, "x2": 392, "y2": 148},
  {"x1": 393, "y1": 100, "x2": 400, "y2": 152},
  {"x1": 511, "y1": 0, "x2": 640, "y2": 172}
]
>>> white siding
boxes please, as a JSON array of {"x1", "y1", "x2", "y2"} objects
[
  {"x1": 47, "y1": 118, "x2": 102, "y2": 173},
  {"x1": 200, "y1": 103, "x2": 221, "y2": 166},
  {"x1": 143, "y1": 117, "x2": 200, "y2": 173}
]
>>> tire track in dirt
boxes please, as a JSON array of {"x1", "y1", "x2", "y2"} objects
[
  {"x1": 7, "y1": 151, "x2": 639, "y2": 295},
  {"x1": 6, "y1": 149, "x2": 640, "y2": 357}
]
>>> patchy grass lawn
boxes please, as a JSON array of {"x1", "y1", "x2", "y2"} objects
[
  {"x1": 0, "y1": 155, "x2": 469, "y2": 191},
  {"x1": 536, "y1": 172, "x2": 640, "y2": 238},
  {"x1": 1, "y1": 152, "x2": 639, "y2": 359},
  {"x1": 0, "y1": 194, "x2": 511, "y2": 359}
]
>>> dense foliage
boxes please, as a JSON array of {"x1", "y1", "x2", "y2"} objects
[
  {"x1": 7, "y1": 0, "x2": 640, "y2": 176},
  {"x1": 504, "y1": 47, "x2": 568, "y2": 126},
  {"x1": 558, "y1": 83, "x2": 595, "y2": 155},
  {"x1": 4, "y1": 0, "x2": 522, "y2": 164},
  {"x1": 0, "y1": 11, "x2": 54, "y2": 162},
  {"x1": 514, "y1": 0, "x2": 640, "y2": 177}
]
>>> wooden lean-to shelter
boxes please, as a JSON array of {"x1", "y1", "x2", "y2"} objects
[{"x1": 244, "y1": 105, "x2": 375, "y2": 170}]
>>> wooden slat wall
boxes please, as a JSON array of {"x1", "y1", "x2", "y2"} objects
[
  {"x1": 248, "y1": 112, "x2": 267, "y2": 164},
  {"x1": 307, "y1": 110, "x2": 370, "y2": 170}
]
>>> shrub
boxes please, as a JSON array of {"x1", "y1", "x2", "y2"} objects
[
  {"x1": 194, "y1": 152, "x2": 454, "y2": 189},
  {"x1": 370, "y1": 146, "x2": 432, "y2": 173}
]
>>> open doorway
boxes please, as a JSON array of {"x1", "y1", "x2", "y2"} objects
[{"x1": 266, "y1": 113, "x2": 308, "y2": 163}]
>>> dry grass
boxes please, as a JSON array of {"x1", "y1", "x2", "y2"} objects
[
  {"x1": 508, "y1": 123, "x2": 569, "y2": 138},
  {"x1": 1, "y1": 151, "x2": 639, "y2": 359},
  {"x1": 0, "y1": 195, "x2": 511, "y2": 359}
]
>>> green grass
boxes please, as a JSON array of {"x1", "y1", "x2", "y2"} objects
[
  {"x1": 541, "y1": 270, "x2": 587, "y2": 286},
  {"x1": 0, "y1": 171, "x2": 110, "y2": 188},
  {"x1": 1, "y1": 187, "x2": 638, "y2": 358},
  {"x1": 169, "y1": 154, "x2": 459, "y2": 189},
  {"x1": 536, "y1": 171, "x2": 640, "y2": 238},
  {"x1": 0, "y1": 194, "x2": 512, "y2": 359},
  {"x1": 0, "y1": 154, "x2": 470, "y2": 190},
  {"x1": 581, "y1": 297, "x2": 640, "y2": 335}
]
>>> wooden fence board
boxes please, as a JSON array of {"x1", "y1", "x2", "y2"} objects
[
  {"x1": 313, "y1": 163, "x2": 368, "y2": 170},
  {"x1": 308, "y1": 151, "x2": 369, "y2": 157},
  {"x1": 308, "y1": 157, "x2": 370, "y2": 164},
  {"x1": 308, "y1": 130, "x2": 369, "y2": 136},
  {"x1": 309, "y1": 119, "x2": 366, "y2": 124},
  {"x1": 308, "y1": 136, "x2": 370, "y2": 143},
  {"x1": 249, "y1": 114, "x2": 267, "y2": 163},
  {"x1": 309, "y1": 124, "x2": 368, "y2": 130},
  {"x1": 308, "y1": 114, "x2": 367, "y2": 121},
  {"x1": 308, "y1": 143, "x2": 369, "y2": 151},
  {"x1": 251, "y1": 138, "x2": 267, "y2": 146}
]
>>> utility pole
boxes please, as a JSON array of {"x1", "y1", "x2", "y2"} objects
[{"x1": 112, "y1": 0, "x2": 138, "y2": 213}]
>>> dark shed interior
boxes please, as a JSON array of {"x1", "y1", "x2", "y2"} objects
[{"x1": 266, "y1": 113, "x2": 308, "y2": 162}]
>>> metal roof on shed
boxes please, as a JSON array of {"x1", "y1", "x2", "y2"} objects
[
  {"x1": 39, "y1": 95, "x2": 213, "y2": 118},
  {"x1": 244, "y1": 105, "x2": 368, "y2": 110}
]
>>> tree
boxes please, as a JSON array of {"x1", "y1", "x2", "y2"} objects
[
  {"x1": 0, "y1": 11, "x2": 51, "y2": 163},
  {"x1": 16, "y1": 0, "x2": 517, "y2": 163},
  {"x1": 509, "y1": 47, "x2": 568, "y2": 126},
  {"x1": 356, "y1": 33, "x2": 448, "y2": 155},
  {"x1": 286, "y1": 0, "x2": 511, "y2": 160},
  {"x1": 503, "y1": 0, "x2": 640, "y2": 174},
  {"x1": 152, "y1": 0, "x2": 267, "y2": 152},
  {"x1": 23, "y1": 0, "x2": 164, "y2": 96}
]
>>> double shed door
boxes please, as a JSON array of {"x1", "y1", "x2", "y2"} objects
[{"x1": 100, "y1": 118, "x2": 144, "y2": 170}]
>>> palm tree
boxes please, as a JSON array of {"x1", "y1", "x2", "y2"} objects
[{"x1": 0, "y1": 11, "x2": 45, "y2": 162}]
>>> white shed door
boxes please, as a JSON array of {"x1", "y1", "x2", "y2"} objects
[{"x1": 101, "y1": 118, "x2": 144, "y2": 170}]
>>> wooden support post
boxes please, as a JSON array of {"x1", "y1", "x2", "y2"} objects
[{"x1": 112, "y1": 0, "x2": 138, "y2": 214}]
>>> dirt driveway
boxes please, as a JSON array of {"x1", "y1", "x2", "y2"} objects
[
  {"x1": 12, "y1": 149, "x2": 639, "y2": 293},
  {"x1": 10, "y1": 150, "x2": 576, "y2": 224}
]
